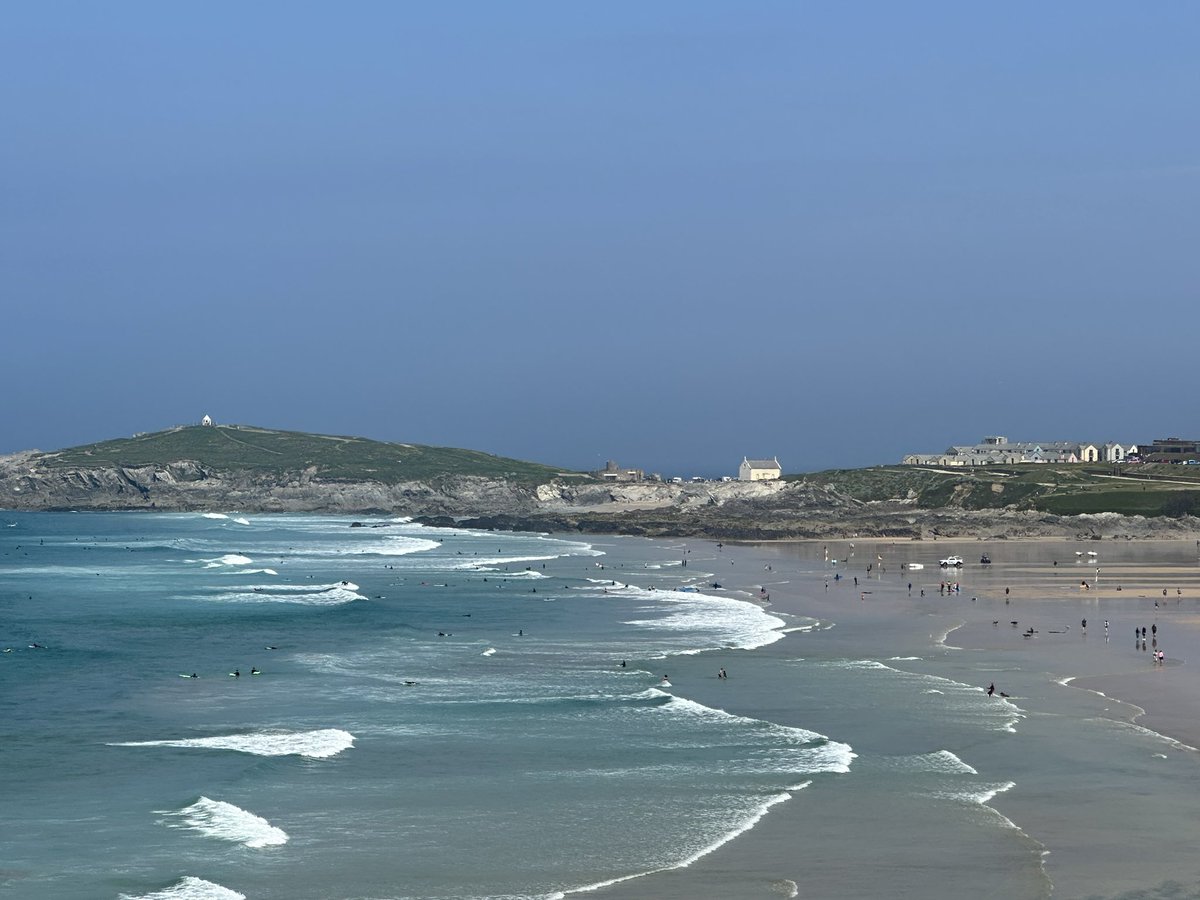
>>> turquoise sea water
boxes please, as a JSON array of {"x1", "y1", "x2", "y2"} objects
[{"x1": 0, "y1": 513, "x2": 846, "y2": 899}]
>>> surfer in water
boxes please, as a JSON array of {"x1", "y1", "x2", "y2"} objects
[
  {"x1": 232, "y1": 669, "x2": 240, "y2": 677},
  {"x1": 250, "y1": 667, "x2": 260, "y2": 675},
  {"x1": 987, "y1": 683, "x2": 995, "y2": 696}
]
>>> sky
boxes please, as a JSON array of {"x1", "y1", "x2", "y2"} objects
[{"x1": 3, "y1": 3, "x2": 1198, "y2": 476}]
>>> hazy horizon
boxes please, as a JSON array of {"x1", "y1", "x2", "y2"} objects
[{"x1": 4, "y1": 4, "x2": 1197, "y2": 474}]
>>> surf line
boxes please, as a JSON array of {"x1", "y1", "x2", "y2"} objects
[
  {"x1": 554, "y1": 784, "x2": 811, "y2": 897},
  {"x1": 932, "y1": 619, "x2": 967, "y2": 650}
]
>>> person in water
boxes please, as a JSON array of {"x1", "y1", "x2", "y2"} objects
[
  {"x1": 233, "y1": 669, "x2": 240, "y2": 677},
  {"x1": 250, "y1": 667, "x2": 260, "y2": 675},
  {"x1": 987, "y1": 683, "x2": 995, "y2": 696}
]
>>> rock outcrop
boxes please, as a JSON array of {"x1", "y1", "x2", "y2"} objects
[{"x1": 3, "y1": 451, "x2": 1196, "y2": 541}]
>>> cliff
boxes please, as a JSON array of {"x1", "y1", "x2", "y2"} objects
[{"x1": 2, "y1": 427, "x2": 1198, "y2": 542}]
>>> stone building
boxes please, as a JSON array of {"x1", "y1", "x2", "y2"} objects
[{"x1": 739, "y1": 457, "x2": 782, "y2": 482}]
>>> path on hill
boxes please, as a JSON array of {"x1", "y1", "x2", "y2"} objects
[{"x1": 216, "y1": 428, "x2": 284, "y2": 455}]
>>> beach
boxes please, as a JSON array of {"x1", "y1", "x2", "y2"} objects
[{"x1": 591, "y1": 536, "x2": 1200, "y2": 900}]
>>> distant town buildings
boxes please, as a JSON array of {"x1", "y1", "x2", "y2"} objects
[
  {"x1": 1139, "y1": 438, "x2": 1200, "y2": 463},
  {"x1": 739, "y1": 457, "x2": 782, "y2": 482},
  {"x1": 902, "y1": 435, "x2": 1141, "y2": 467}
]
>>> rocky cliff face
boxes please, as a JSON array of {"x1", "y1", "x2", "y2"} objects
[
  {"x1": 0, "y1": 454, "x2": 541, "y2": 516},
  {"x1": 1, "y1": 452, "x2": 1196, "y2": 541}
]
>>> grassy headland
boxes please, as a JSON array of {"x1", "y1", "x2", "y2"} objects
[
  {"x1": 38, "y1": 425, "x2": 574, "y2": 484},
  {"x1": 797, "y1": 463, "x2": 1200, "y2": 517}
]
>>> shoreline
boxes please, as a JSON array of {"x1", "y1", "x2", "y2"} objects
[{"x1": 589, "y1": 534, "x2": 1200, "y2": 899}]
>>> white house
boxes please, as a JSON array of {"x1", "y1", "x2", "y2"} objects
[
  {"x1": 201, "y1": 414, "x2": 214, "y2": 426},
  {"x1": 1077, "y1": 444, "x2": 1099, "y2": 463},
  {"x1": 739, "y1": 457, "x2": 782, "y2": 482},
  {"x1": 1102, "y1": 442, "x2": 1126, "y2": 462}
]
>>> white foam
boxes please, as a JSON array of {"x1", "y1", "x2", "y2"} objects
[
  {"x1": 481, "y1": 648, "x2": 497, "y2": 656},
  {"x1": 119, "y1": 877, "x2": 245, "y2": 900},
  {"x1": 654, "y1": 693, "x2": 855, "y2": 774},
  {"x1": 197, "y1": 581, "x2": 366, "y2": 605},
  {"x1": 378, "y1": 536, "x2": 441, "y2": 556},
  {"x1": 202, "y1": 513, "x2": 229, "y2": 520},
  {"x1": 163, "y1": 797, "x2": 287, "y2": 848},
  {"x1": 564, "y1": 787, "x2": 803, "y2": 895},
  {"x1": 111, "y1": 728, "x2": 355, "y2": 759},
  {"x1": 210, "y1": 586, "x2": 366, "y2": 605},
  {"x1": 614, "y1": 584, "x2": 788, "y2": 652},
  {"x1": 201, "y1": 554, "x2": 253, "y2": 568},
  {"x1": 232, "y1": 517, "x2": 250, "y2": 526},
  {"x1": 913, "y1": 750, "x2": 979, "y2": 775},
  {"x1": 962, "y1": 781, "x2": 1016, "y2": 806},
  {"x1": 822, "y1": 659, "x2": 1023, "y2": 733},
  {"x1": 451, "y1": 553, "x2": 561, "y2": 569}
]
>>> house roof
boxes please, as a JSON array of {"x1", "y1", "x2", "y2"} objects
[{"x1": 742, "y1": 457, "x2": 781, "y2": 469}]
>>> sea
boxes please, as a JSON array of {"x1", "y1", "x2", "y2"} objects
[{"x1": 4, "y1": 513, "x2": 1200, "y2": 899}]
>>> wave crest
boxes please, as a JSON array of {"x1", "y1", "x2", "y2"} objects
[
  {"x1": 112, "y1": 728, "x2": 355, "y2": 759},
  {"x1": 163, "y1": 797, "x2": 287, "y2": 848},
  {"x1": 120, "y1": 877, "x2": 245, "y2": 900}
]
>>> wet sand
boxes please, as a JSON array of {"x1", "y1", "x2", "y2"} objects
[{"x1": 591, "y1": 535, "x2": 1200, "y2": 900}]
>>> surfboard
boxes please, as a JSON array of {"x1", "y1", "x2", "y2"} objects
[{"x1": 178, "y1": 673, "x2": 197, "y2": 678}]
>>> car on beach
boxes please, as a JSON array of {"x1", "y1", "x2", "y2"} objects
[{"x1": 939, "y1": 555, "x2": 964, "y2": 568}]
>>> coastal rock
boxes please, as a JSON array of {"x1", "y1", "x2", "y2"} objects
[{"x1": 2, "y1": 449, "x2": 1198, "y2": 543}]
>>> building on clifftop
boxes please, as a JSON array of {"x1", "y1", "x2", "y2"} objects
[
  {"x1": 739, "y1": 457, "x2": 782, "y2": 482},
  {"x1": 596, "y1": 460, "x2": 644, "y2": 482},
  {"x1": 201, "y1": 414, "x2": 214, "y2": 426}
]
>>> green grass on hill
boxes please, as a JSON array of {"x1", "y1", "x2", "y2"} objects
[
  {"x1": 39, "y1": 425, "x2": 575, "y2": 484},
  {"x1": 800, "y1": 463, "x2": 1200, "y2": 518}
]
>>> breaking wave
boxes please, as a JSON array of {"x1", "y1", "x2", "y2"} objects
[
  {"x1": 119, "y1": 877, "x2": 245, "y2": 900},
  {"x1": 111, "y1": 728, "x2": 355, "y2": 759},
  {"x1": 162, "y1": 797, "x2": 287, "y2": 848}
]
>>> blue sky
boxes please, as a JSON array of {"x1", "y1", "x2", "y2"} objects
[{"x1": 3, "y1": 3, "x2": 1197, "y2": 476}]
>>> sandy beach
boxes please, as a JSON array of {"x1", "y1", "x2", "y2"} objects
[{"x1": 591, "y1": 534, "x2": 1200, "y2": 900}]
